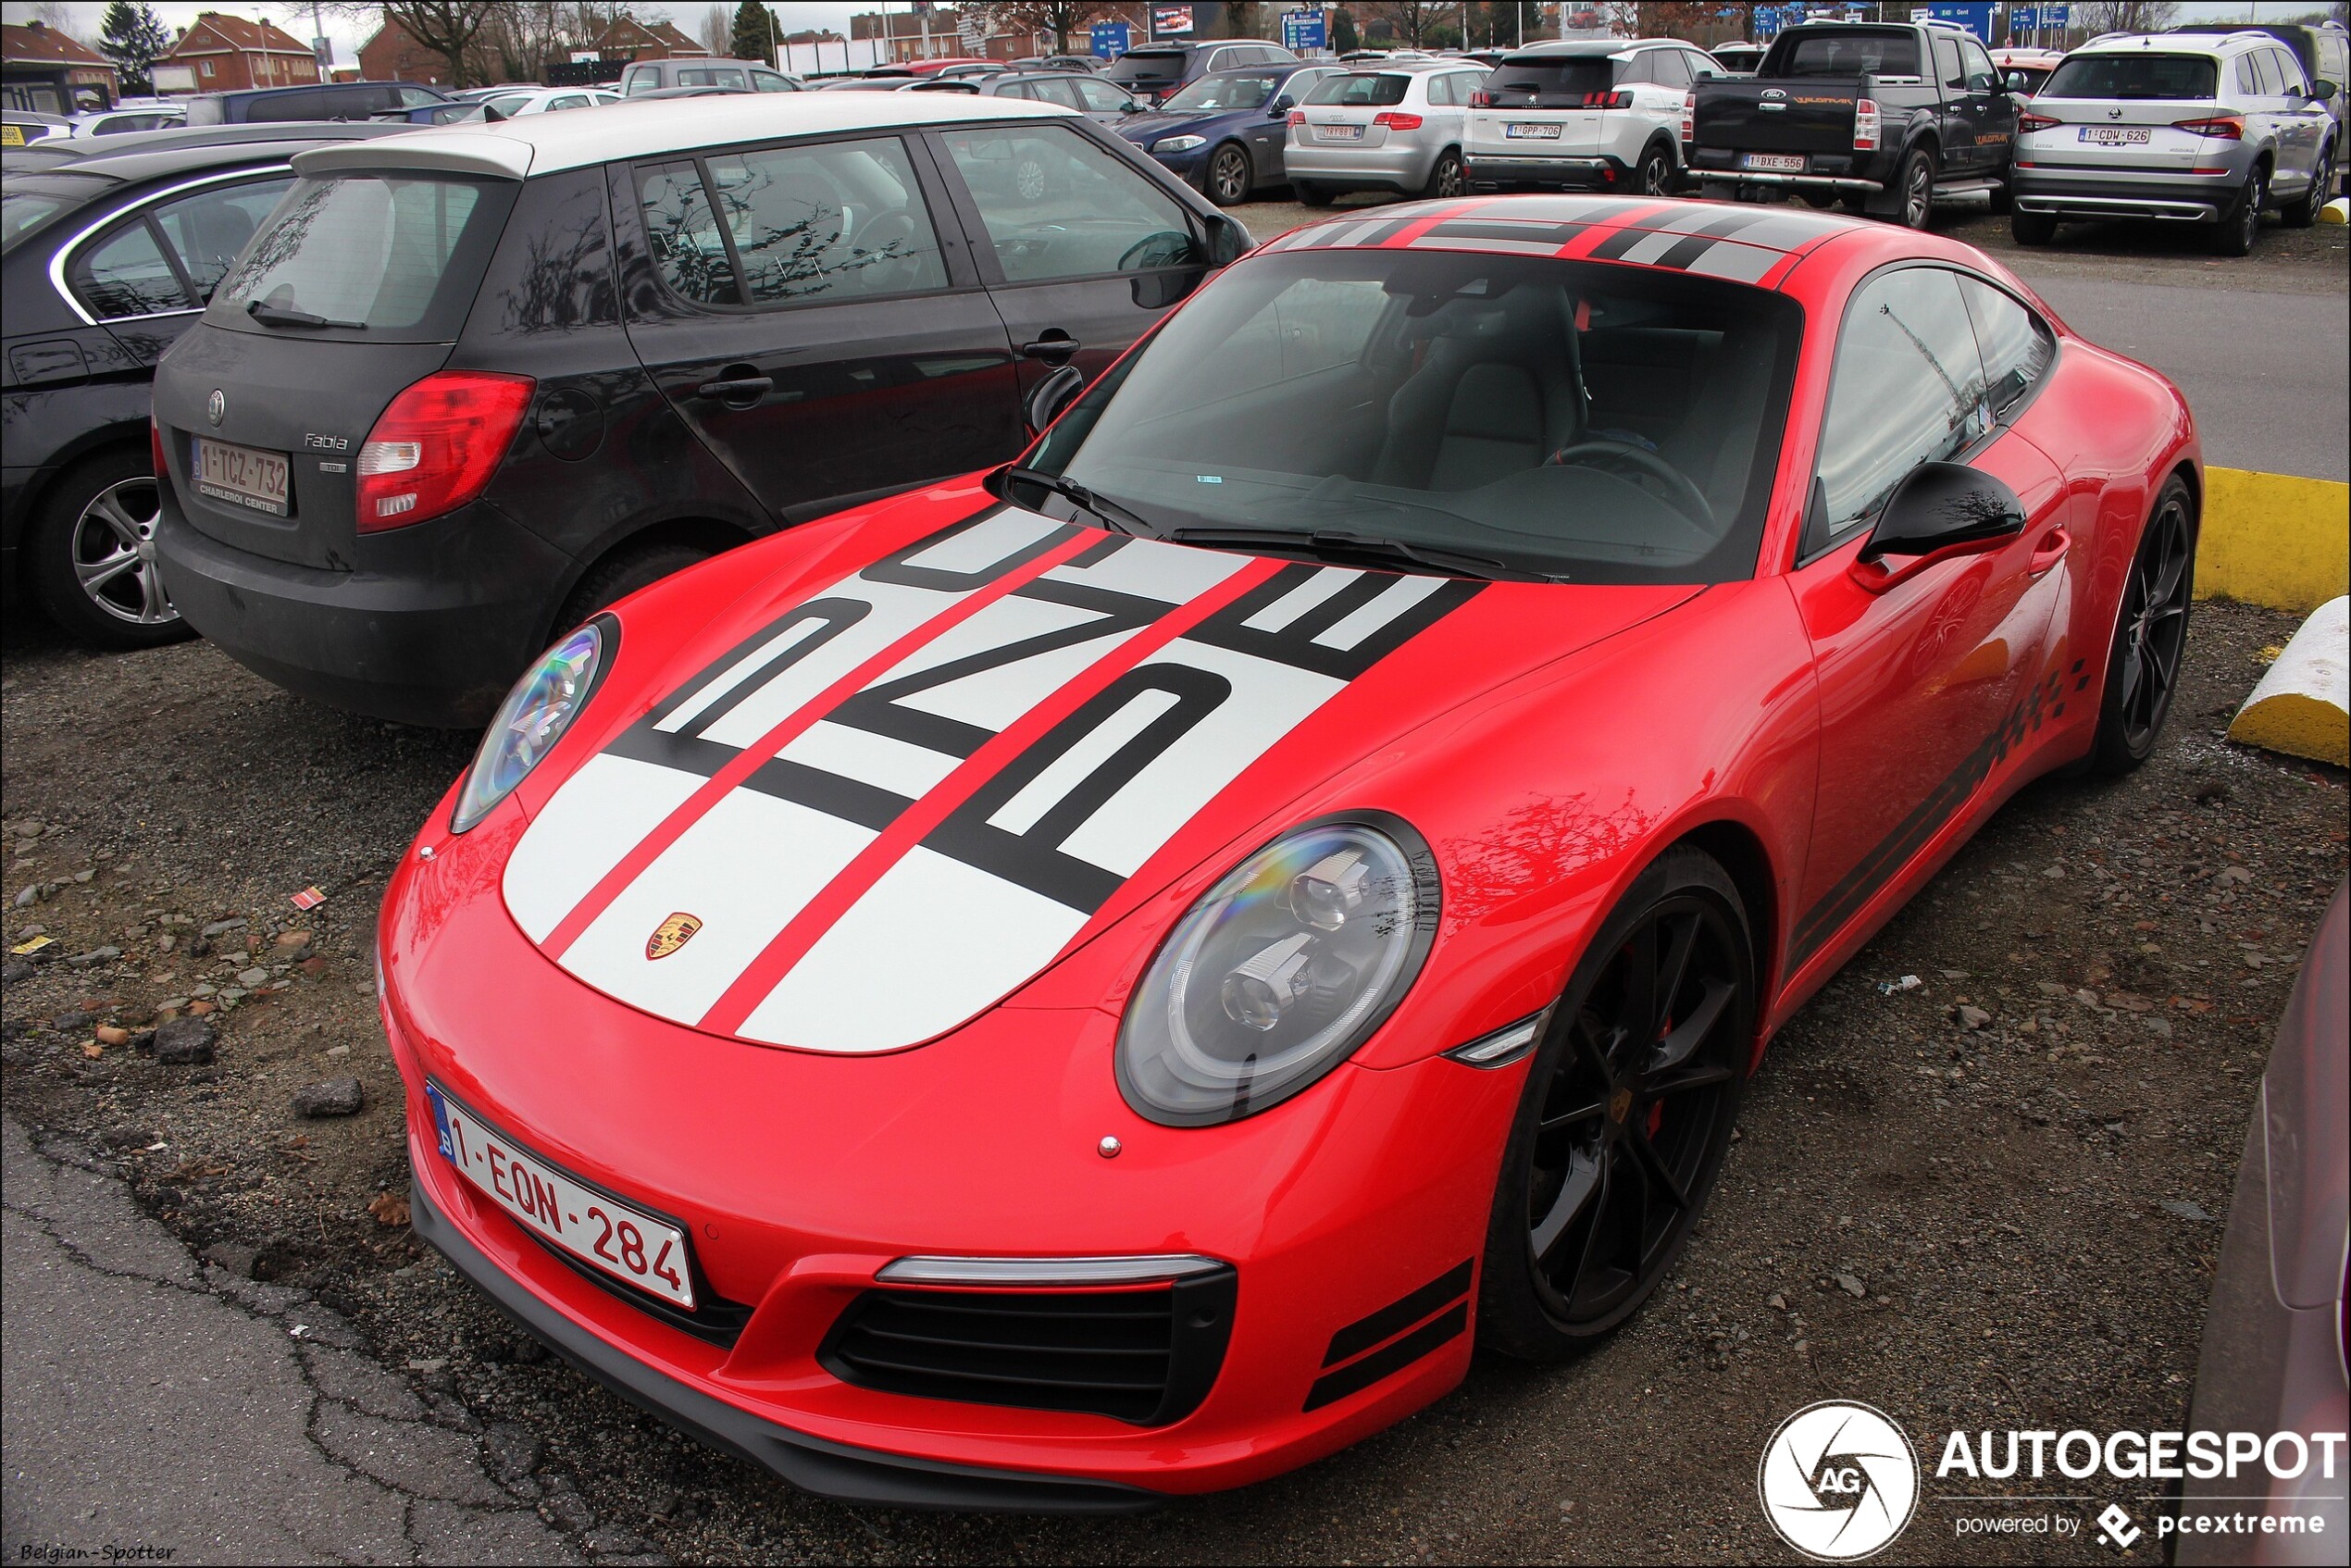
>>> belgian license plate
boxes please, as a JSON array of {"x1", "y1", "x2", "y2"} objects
[
  {"x1": 425, "y1": 1081, "x2": 696, "y2": 1309},
  {"x1": 1319, "y1": 122, "x2": 1363, "y2": 140},
  {"x1": 2081, "y1": 126, "x2": 2151, "y2": 144},
  {"x1": 1743, "y1": 152, "x2": 1808, "y2": 172},
  {"x1": 1506, "y1": 122, "x2": 1562, "y2": 139},
  {"x1": 193, "y1": 437, "x2": 290, "y2": 516}
]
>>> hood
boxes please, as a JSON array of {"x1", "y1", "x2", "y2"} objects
[
  {"x1": 501, "y1": 500, "x2": 1693, "y2": 1054},
  {"x1": 1120, "y1": 108, "x2": 1242, "y2": 143}
]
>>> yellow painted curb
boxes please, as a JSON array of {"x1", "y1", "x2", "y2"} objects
[
  {"x1": 2322, "y1": 196, "x2": 2349, "y2": 224},
  {"x1": 2229, "y1": 596, "x2": 2348, "y2": 767},
  {"x1": 2195, "y1": 467, "x2": 2351, "y2": 615}
]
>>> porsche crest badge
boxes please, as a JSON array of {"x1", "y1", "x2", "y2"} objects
[{"x1": 646, "y1": 913, "x2": 702, "y2": 961}]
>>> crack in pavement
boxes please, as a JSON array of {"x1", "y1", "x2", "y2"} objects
[{"x1": 1, "y1": 1113, "x2": 592, "y2": 1565}]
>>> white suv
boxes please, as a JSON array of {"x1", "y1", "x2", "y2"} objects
[{"x1": 1464, "y1": 37, "x2": 1724, "y2": 196}]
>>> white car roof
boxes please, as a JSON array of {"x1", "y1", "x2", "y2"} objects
[
  {"x1": 2076, "y1": 31, "x2": 2276, "y2": 58},
  {"x1": 292, "y1": 91, "x2": 1076, "y2": 181}
]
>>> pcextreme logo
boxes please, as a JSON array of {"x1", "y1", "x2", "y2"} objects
[{"x1": 1759, "y1": 1400, "x2": 1922, "y2": 1562}]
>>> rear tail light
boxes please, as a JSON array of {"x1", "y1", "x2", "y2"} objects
[
  {"x1": 355, "y1": 370, "x2": 534, "y2": 533},
  {"x1": 1287, "y1": 107, "x2": 1304, "y2": 125},
  {"x1": 1580, "y1": 90, "x2": 1632, "y2": 109},
  {"x1": 1681, "y1": 90, "x2": 1695, "y2": 142},
  {"x1": 2019, "y1": 110, "x2": 2060, "y2": 132},
  {"x1": 1470, "y1": 89, "x2": 1491, "y2": 107},
  {"x1": 1853, "y1": 97, "x2": 1880, "y2": 151},
  {"x1": 1373, "y1": 111, "x2": 1423, "y2": 131},
  {"x1": 149, "y1": 417, "x2": 168, "y2": 481},
  {"x1": 2172, "y1": 113, "x2": 2245, "y2": 140}
]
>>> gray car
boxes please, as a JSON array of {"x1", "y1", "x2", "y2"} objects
[
  {"x1": 2011, "y1": 30, "x2": 2337, "y2": 255},
  {"x1": 2174, "y1": 881, "x2": 2347, "y2": 1562},
  {"x1": 1284, "y1": 63, "x2": 1491, "y2": 205}
]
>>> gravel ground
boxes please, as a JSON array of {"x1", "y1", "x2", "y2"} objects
[{"x1": 4, "y1": 573, "x2": 2344, "y2": 1565}]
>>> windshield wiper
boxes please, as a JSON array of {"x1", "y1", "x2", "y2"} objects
[
  {"x1": 997, "y1": 466, "x2": 1157, "y2": 537},
  {"x1": 246, "y1": 298, "x2": 367, "y2": 330},
  {"x1": 1157, "y1": 526, "x2": 1564, "y2": 583}
]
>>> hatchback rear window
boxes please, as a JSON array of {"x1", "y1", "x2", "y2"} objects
[
  {"x1": 1480, "y1": 56, "x2": 1614, "y2": 104},
  {"x1": 2041, "y1": 54, "x2": 2220, "y2": 100},
  {"x1": 209, "y1": 173, "x2": 515, "y2": 342},
  {"x1": 1307, "y1": 72, "x2": 1412, "y2": 107},
  {"x1": 1104, "y1": 50, "x2": 1188, "y2": 84},
  {"x1": 1773, "y1": 30, "x2": 1922, "y2": 79}
]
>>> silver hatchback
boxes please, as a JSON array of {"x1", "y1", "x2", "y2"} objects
[
  {"x1": 1284, "y1": 64, "x2": 1491, "y2": 205},
  {"x1": 2011, "y1": 30, "x2": 2338, "y2": 255}
]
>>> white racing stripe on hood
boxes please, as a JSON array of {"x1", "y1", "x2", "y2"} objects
[
  {"x1": 559, "y1": 790, "x2": 875, "y2": 1021},
  {"x1": 503, "y1": 753, "x2": 704, "y2": 941}
]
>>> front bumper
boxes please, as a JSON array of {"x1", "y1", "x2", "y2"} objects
[
  {"x1": 154, "y1": 495, "x2": 576, "y2": 728},
  {"x1": 2010, "y1": 161, "x2": 2251, "y2": 223},
  {"x1": 379, "y1": 800, "x2": 1522, "y2": 1500},
  {"x1": 1143, "y1": 144, "x2": 1210, "y2": 189}
]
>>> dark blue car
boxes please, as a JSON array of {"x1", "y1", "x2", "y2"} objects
[{"x1": 1118, "y1": 63, "x2": 1346, "y2": 205}]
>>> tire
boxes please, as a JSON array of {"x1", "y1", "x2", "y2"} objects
[
  {"x1": 1013, "y1": 154, "x2": 1051, "y2": 204},
  {"x1": 1477, "y1": 845, "x2": 1754, "y2": 1361},
  {"x1": 2282, "y1": 143, "x2": 2332, "y2": 228},
  {"x1": 1986, "y1": 175, "x2": 2013, "y2": 214},
  {"x1": 2010, "y1": 209, "x2": 2058, "y2": 246},
  {"x1": 2088, "y1": 475, "x2": 2196, "y2": 777},
  {"x1": 1886, "y1": 144, "x2": 1935, "y2": 229},
  {"x1": 1838, "y1": 191, "x2": 1872, "y2": 215},
  {"x1": 1204, "y1": 142, "x2": 1251, "y2": 206},
  {"x1": 555, "y1": 541, "x2": 712, "y2": 632},
  {"x1": 28, "y1": 446, "x2": 193, "y2": 651},
  {"x1": 2210, "y1": 165, "x2": 2265, "y2": 256},
  {"x1": 1422, "y1": 148, "x2": 1464, "y2": 200},
  {"x1": 1634, "y1": 139, "x2": 1674, "y2": 196},
  {"x1": 1294, "y1": 180, "x2": 1334, "y2": 207}
]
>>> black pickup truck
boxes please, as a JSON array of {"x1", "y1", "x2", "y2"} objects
[{"x1": 1685, "y1": 20, "x2": 2019, "y2": 227}]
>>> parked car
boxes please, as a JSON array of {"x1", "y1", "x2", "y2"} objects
[
  {"x1": 2175, "y1": 881, "x2": 2347, "y2": 1562},
  {"x1": 1006, "y1": 56, "x2": 1103, "y2": 74},
  {"x1": 1118, "y1": 61, "x2": 1348, "y2": 204},
  {"x1": 617, "y1": 57, "x2": 801, "y2": 95},
  {"x1": 1287, "y1": 61, "x2": 1490, "y2": 205},
  {"x1": 968, "y1": 70, "x2": 1147, "y2": 126},
  {"x1": 2011, "y1": 31, "x2": 2337, "y2": 254},
  {"x1": 147, "y1": 93, "x2": 1250, "y2": 726},
  {"x1": 67, "y1": 103, "x2": 187, "y2": 138},
  {"x1": 1, "y1": 129, "x2": 394, "y2": 646},
  {"x1": 184, "y1": 81, "x2": 454, "y2": 124},
  {"x1": 377, "y1": 193, "x2": 2201, "y2": 1511},
  {"x1": 477, "y1": 86, "x2": 622, "y2": 118},
  {"x1": 1102, "y1": 39, "x2": 1300, "y2": 106},
  {"x1": 2, "y1": 109, "x2": 72, "y2": 145},
  {"x1": 4, "y1": 119, "x2": 421, "y2": 170},
  {"x1": 861, "y1": 57, "x2": 996, "y2": 79},
  {"x1": 2171, "y1": 19, "x2": 2350, "y2": 154},
  {"x1": 1989, "y1": 46, "x2": 2067, "y2": 95},
  {"x1": 1464, "y1": 37, "x2": 1726, "y2": 196},
  {"x1": 1708, "y1": 41, "x2": 1766, "y2": 75}
]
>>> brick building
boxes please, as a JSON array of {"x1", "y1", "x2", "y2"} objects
[
  {"x1": 157, "y1": 12, "x2": 320, "y2": 93},
  {"x1": 589, "y1": 16, "x2": 712, "y2": 61},
  {"x1": 2, "y1": 19, "x2": 119, "y2": 114},
  {"x1": 357, "y1": 16, "x2": 477, "y2": 87}
]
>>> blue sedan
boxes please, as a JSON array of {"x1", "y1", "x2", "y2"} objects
[{"x1": 1118, "y1": 63, "x2": 1346, "y2": 205}]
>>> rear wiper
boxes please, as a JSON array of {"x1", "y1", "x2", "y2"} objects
[
  {"x1": 246, "y1": 298, "x2": 367, "y2": 330},
  {"x1": 998, "y1": 465, "x2": 1156, "y2": 537},
  {"x1": 1157, "y1": 526, "x2": 1564, "y2": 583}
]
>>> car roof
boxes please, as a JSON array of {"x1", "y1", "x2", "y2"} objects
[
  {"x1": 2078, "y1": 31, "x2": 2270, "y2": 56},
  {"x1": 12, "y1": 131, "x2": 378, "y2": 185},
  {"x1": 291, "y1": 91, "x2": 1077, "y2": 180},
  {"x1": 1504, "y1": 38, "x2": 1660, "y2": 57}
]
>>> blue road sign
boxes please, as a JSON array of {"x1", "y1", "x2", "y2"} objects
[{"x1": 1089, "y1": 19, "x2": 1130, "y2": 58}]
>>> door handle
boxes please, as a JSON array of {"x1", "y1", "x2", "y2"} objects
[
  {"x1": 693, "y1": 373, "x2": 772, "y2": 404},
  {"x1": 2029, "y1": 525, "x2": 2071, "y2": 575},
  {"x1": 1020, "y1": 333, "x2": 1079, "y2": 365}
]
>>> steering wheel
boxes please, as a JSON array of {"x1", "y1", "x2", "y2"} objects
[
  {"x1": 1547, "y1": 438, "x2": 1714, "y2": 529},
  {"x1": 856, "y1": 209, "x2": 920, "y2": 290}
]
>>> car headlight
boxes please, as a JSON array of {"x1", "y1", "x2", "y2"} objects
[
  {"x1": 450, "y1": 618, "x2": 609, "y2": 833},
  {"x1": 1116, "y1": 815, "x2": 1438, "y2": 1126},
  {"x1": 1154, "y1": 134, "x2": 1207, "y2": 153}
]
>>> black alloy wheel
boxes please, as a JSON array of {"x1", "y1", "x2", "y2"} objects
[
  {"x1": 1479, "y1": 847, "x2": 1753, "y2": 1358},
  {"x1": 2283, "y1": 143, "x2": 2332, "y2": 228},
  {"x1": 2212, "y1": 166, "x2": 2265, "y2": 256},
  {"x1": 1206, "y1": 143, "x2": 1251, "y2": 205},
  {"x1": 2090, "y1": 476, "x2": 2196, "y2": 775},
  {"x1": 1636, "y1": 142, "x2": 1674, "y2": 195}
]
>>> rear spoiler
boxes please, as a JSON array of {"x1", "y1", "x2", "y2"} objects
[{"x1": 292, "y1": 130, "x2": 530, "y2": 180}]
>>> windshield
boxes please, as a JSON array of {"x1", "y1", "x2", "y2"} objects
[
  {"x1": 1162, "y1": 72, "x2": 1280, "y2": 112},
  {"x1": 1105, "y1": 50, "x2": 1188, "y2": 84},
  {"x1": 2041, "y1": 54, "x2": 2219, "y2": 99},
  {"x1": 1772, "y1": 29, "x2": 1922, "y2": 79},
  {"x1": 1023, "y1": 248, "x2": 1802, "y2": 585},
  {"x1": 209, "y1": 172, "x2": 514, "y2": 341},
  {"x1": 1307, "y1": 72, "x2": 1412, "y2": 107}
]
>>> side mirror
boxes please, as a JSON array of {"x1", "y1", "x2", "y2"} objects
[
  {"x1": 1857, "y1": 461, "x2": 2027, "y2": 570},
  {"x1": 1269, "y1": 95, "x2": 1293, "y2": 116},
  {"x1": 2311, "y1": 79, "x2": 2339, "y2": 102},
  {"x1": 2004, "y1": 71, "x2": 2029, "y2": 93},
  {"x1": 1026, "y1": 364, "x2": 1086, "y2": 434}
]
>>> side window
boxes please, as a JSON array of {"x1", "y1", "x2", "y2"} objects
[
  {"x1": 2247, "y1": 50, "x2": 2281, "y2": 96},
  {"x1": 1960, "y1": 38, "x2": 1997, "y2": 88},
  {"x1": 678, "y1": 68, "x2": 715, "y2": 87},
  {"x1": 713, "y1": 68, "x2": 749, "y2": 90},
  {"x1": 1933, "y1": 34, "x2": 1967, "y2": 91},
  {"x1": 621, "y1": 67, "x2": 652, "y2": 95},
  {"x1": 998, "y1": 81, "x2": 1037, "y2": 100},
  {"x1": 940, "y1": 122, "x2": 1200, "y2": 284},
  {"x1": 397, "y1": 86, "x2": 441, "y2": 108},
  {"x1": 753, "y1": 70, "x2": 795, "y2": 93},
  {"x1": 696, "y1": 136, "x2": 950, "y2": 305},
  {"x1": 1424, "y1": 72, "x2": 1454, "y2": 106},
  {"x1": 635, "y1": 158, "x2": 739, "y2": 305},
  {"x1": 1649, "y1": 49, "x2": 1692, "y2": 88},
  {"x1": 148, "y1": 176, "x2": 293, "y2": 303},
  {"x1": 1812, "y1": 268, "x2": 1992, "y2": 546},
  {"x1": 72, "y1": 219, "x2": 189, "y2": 317},
  {"x1": 1686, "y1": 50, "x2": 1718, "y2": 81},
  {"x1": 2235, "y1": 55, "x2": 2261, "y2": 95},
  {"x1": 1615, "y1": 54, "x2": 1652, "y2": 86},
  {"x1": 2270, "y1": 49, "x2": 2307, "y2": 95},
  {"x1": 546, "y1": 94, "x2": 587, "y2": 112},
  {"x1": 1957, "y1": 276, "x2": 2055, "y2": 417},
  {"x1": 1075, "y1": 78, "x2": 1132, "y2": 112},
  {"x1": 1032, "y1": 77, "x2": 1087, "y2": 110}
]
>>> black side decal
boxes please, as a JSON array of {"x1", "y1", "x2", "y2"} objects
[{"x1": 1304, "y1": 1260, "x2": 1474, "y2": 1412}]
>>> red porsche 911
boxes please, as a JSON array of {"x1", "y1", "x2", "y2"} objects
[{"x1": 379, "y1": 196, "x2": 2199, "y2": 1511}]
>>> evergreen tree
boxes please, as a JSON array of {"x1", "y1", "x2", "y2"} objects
[
  {"x1": 730, "y1": 1, "x2": 778, "y2": 64},
  {"x1": 97, "y1": 0, "x2": 170, "y2": 95}
]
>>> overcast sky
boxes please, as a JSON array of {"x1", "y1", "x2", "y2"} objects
[{"x1": 4, "y1": 0, "x2": 2331, "y2": 68}]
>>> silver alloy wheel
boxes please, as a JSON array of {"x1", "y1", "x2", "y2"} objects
[
  {"x1": 1015, "y1": 156, "x2": 1048, "y2": 201},
  {"x1": 1640, "y1": 146, "x2": 1673, "y2": 194},
  {"x1": 1210, "y1": 144, "x2": 1249, "y2": 203},
  {"x1": 1432, "y1": 151, "x2": 1463, "y2": 198},
  {"x1": 1903, "y1": 153, "x2": 1933, "y2": 228},
  {"x1": 71, "y1": 476, "x2": 176, "y2": 627}
]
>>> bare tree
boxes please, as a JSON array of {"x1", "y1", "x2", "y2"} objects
[
  {"x1": 966, "y1": 1, "x2": 1104, "y2": 55},
  {"x1": 1361, "y1": 1, "x2": 1447, "y2": 48},
  {"x1": 698, "y1": 3, "x2": 729, "y2": 56},
  {"x1": 315, "y1": 2, "x2": 500, "y2": 86},
  {"x1": 2071, "y1": 1, "x2": 2178, "y2": 36}
]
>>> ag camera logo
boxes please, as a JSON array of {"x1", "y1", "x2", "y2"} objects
[{"x1": 1760, "y1": 1400, "x2": 1922, "y2": 1561}]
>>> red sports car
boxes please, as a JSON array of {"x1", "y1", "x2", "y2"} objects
[{"x1": 381, "y1": 196, "x2": 2199, "y2": 1510}]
